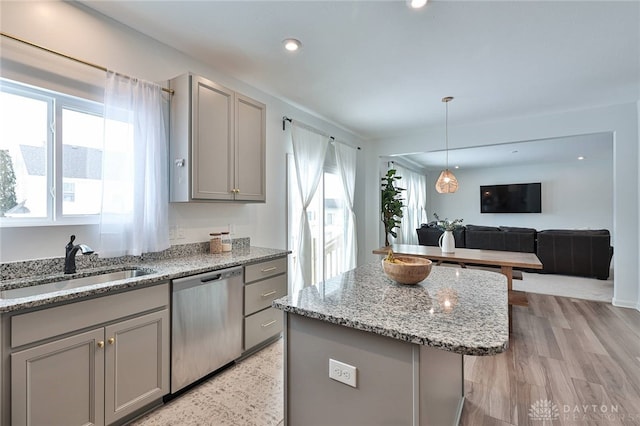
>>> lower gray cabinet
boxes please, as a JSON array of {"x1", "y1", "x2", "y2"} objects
[
  {"x1": 11, "y1": 328, "x2": 105, "y2": 426},
  {"x1": 11, "y1": 309, "x2": 169, "y2": 426},
  {"x1": 243, "y1": 257, "x2": 287, "y2": 352},
  {"x1": 244, "y1": 307, "x2": 283, "y2": 350},
  {"x1": 105, "y1": 310, "x2": 169, "y2": 425},
  {"x1": 8, "y1": 284, "x2": 170, "y2": 426}
]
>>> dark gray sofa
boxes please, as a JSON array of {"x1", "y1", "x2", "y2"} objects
[
  {"x1": 465, "y1": 225, "x2": 536, "y2": 253},
  {"x1": 536, "y1": 229, "x2": 613, "y2": 280},
  {"x1": 416, "y1": 223, "x2": 613, "y2": 279}
]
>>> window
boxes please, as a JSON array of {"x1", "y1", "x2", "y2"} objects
[
  {"x1": 0, "y1": 79, "x2": 104, "y2": 224},
  {"x1": 387, "y1": 162, "x2": 428, "y2": 245},
  {"x1": 62, "y1": 182, "x2": 75, "y2": 202}
]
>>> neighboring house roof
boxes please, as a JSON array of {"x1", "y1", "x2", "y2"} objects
[
  {"x1": 5, "y1": 200, "x2": 29, "y2": 214},
  {"x1": 324, "y1": 198, "x2": 341, "y2": 210},
  {"x1": 20, "y1": 144, "x2": 102, "y2": 179}
]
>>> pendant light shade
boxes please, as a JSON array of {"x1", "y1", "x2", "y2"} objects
[
  {"x1": 435, "y1": 169, "x2": 459, "y2": 193},
  {"x1": 435, "y1": 96, "x2": 458, "y2": 194}
]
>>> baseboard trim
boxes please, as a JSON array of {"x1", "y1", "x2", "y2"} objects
[{"x1": 612, "y1": 297, "x2": 640, "y2": 311}]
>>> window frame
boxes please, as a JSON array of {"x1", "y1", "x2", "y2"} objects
[{"x1": 0, "y1": 78, "x2": 104, "y2": 228}]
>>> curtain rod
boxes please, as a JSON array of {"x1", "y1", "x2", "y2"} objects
[
  {"x1": 1, "y1": 31, "x2": 174, "y2": 95},
  {"x1": 282, "y1": 116, "x2": 361, "y2": 150}
]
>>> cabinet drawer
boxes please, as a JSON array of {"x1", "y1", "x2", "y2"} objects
[
  {"x1": 244, "y1": 257, "x2": 287, "y2": 283},
  {"x1": 245, "y1": 274, "x2": 287, "y2": 316},
  {"x1": 11, "y1": 283, "x2": 169, "y2": 348},
  {"x1": 244, "y1": 307, "x2": 283, "y2": 351}
]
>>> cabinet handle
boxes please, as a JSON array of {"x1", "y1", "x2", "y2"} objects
[
  {"x1": 261, "y1": 266, "x2": 277, "y2": 273},
  {"x1": 261, "y1": 290, "x2": 277, "y2": 298},
  {"x1": 261, "y1": 320, "x2": 277, "y2": 328},
  {"x1": 108, "y1": 337, "x2": 115, "y2": 345},
  {"x1": 97, "y1": 341, "x2": 105, "y2": 348}
]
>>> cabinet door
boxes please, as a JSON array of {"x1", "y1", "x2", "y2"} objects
[
  {"x1": 104, "y1": 309, "x2": 169, "y2": 425},
  {"x1": 192, "y1": 75, "x2": 235, "y2": 200},
  {"x1": 235, "y1": 93, "x2": 266, "y2": 201},
  {"x1": 11, "y1": 328, "x2": 105, "y2": 426}
]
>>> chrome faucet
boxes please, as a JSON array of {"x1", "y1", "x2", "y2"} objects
[{"x1": 64, "y1": 235, "x2": 94, "y2": 274}]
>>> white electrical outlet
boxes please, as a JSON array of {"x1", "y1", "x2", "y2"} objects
[{"x1": 329, "y1": 359, "x2": 357, "y2": 388}]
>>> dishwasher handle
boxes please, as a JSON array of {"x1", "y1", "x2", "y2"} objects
[
  {"x1": 172, "y1": 267, "x2": 243, "y2": 292},
  {"x1": 200, "y1": 274, "x2": 222, "y2": 283}
]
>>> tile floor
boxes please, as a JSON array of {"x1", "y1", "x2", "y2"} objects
[{"x1": 131, "y1": 340, "x2": 284, "y2": 426}]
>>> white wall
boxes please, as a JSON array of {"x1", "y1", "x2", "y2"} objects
[
  {"x1": 426, "y1": 158, "x2": 613, "y2": 234},
  {"x1": 368, "y1": 103, "x2": 639, "y2": 310},
  {"x1": 0, "y1": 1, "x2": 367, "y2": 263},
  {"x1": 637, "y1": 100, "x2": 640, "y2": 311}
]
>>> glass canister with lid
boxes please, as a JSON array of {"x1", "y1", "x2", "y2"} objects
[
  {"x1": 209, "y1": 233, "x2": 222, "y2": 254},
  {"x1": 221, "y1": 231, "x2": 232, "y2": 252}
]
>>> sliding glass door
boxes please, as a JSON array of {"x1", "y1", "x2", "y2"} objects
[{"x1": 287, "y1": 148, "x2": 349, "y2": 289}]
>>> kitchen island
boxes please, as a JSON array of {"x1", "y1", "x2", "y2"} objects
[{"x1": 272, "y1": 262, "x2": 509, "y2": 426}]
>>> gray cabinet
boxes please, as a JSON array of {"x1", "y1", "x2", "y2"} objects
[
  {"x1": 243, "y1": 257, "x2": 287, "y2": 352},
  {"x1": 105, "y1": 310, "x2": 169, "y2": 425},
  {"x1": 7, "y1": 284, "x2": 170, "y2": 426},
  {"x1": 234, "y1": 93, "x2": 267, "y2": 201},
  {"x1": 170, "y1": 73, "x2": 266, "y2": 202},
  {"x1": 11, "y1": 328, "x2": 105, "y2": 426}
]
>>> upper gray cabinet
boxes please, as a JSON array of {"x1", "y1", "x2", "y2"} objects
[{"x1": 169, "y1": 73, "x2": 266, "y2": 202}]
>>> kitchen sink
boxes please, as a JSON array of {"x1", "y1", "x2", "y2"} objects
[{"x1": 0, "y1": 268, "x2": 155, "y2": 300}]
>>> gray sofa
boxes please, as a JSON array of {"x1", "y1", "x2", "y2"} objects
[
  {"x1": 416, "y1": 223, "x2": 613, "y2": 279},
  {"x1": 536, "y1": 229, "x2": 613, "y2": 280}
]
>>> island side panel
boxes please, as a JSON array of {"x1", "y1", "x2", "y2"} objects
[
  {"x1": 419, "y1": 345, "x2": 464, "y2": 425},
  {"x1": 285, "y1": 313, "x2": 415, "y2": 426}
]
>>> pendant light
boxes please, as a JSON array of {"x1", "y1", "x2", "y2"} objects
[{"x1": 435, "y1": 96, "x2": 459, "y2": 194}]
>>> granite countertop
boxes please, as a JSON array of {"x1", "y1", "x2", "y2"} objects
[
  {"x1": 272, "y1": 261, "x2": 509, "y2": 356},
  {"x1": 0, "y1": 246, "x2": 289, "y2": 314}
]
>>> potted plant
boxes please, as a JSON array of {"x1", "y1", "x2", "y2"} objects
[
  {"x1": 381, "y1": 169, "x2": 405, "y2": 246},
  {"x1": 433, "y1": 213, "x2": 463, "y2": 253},
  {"x1": 433, "y1": 213, "x2": 463, "y2": 231}
]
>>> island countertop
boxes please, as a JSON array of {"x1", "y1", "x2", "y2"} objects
[{"x1": 272, "y1": 261, "x2": 509, "y2": 356}]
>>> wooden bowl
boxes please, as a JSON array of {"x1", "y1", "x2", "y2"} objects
[{"x1": 381, "y1": 256, "x2": 433, "y2": 285}]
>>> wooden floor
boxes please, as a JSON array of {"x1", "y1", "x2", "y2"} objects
[{"x1": 461, "y1": 293, "x2": 640, "y2": 425}]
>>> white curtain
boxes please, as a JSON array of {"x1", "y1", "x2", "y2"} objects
[
  {"x1": 391, "y1": 163, "x2": 427, "y2": 245},
  {"x1": 291, "y1": 124, "x2": 330, "y2": 292},
  {"x1": 335, "y1": 142, "x2": 357, "y2": 270},
  {"x1": 99, "y1": 71, "x2": 170, "y2": 257}
]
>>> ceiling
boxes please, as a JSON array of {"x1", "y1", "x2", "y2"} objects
[
  {"x1": 392, "y1": 132, "x2": 613, "y2": 171},
  {"x1": 79, "y1": 0, "x2": 639, "y2": 143}
]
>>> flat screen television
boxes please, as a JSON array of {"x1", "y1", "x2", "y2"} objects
[{"x1": 480, "y1": 183, "x2": 541, "y2": 213}]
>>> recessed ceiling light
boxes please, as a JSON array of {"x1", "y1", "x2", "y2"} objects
[
  {"x1": 454, "y1": 165, "x2": 460, "y2": 169},
  {"x1": 578, "y1": 156, "x2": 585, "y2": 160},
  {"x1": 283, "y1": 38, "x2": 301, "y2": 52},
  {"x1": 408, "y1": 0, "x2": 428, "y2": 9}
]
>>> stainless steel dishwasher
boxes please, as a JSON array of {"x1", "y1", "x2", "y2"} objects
[{"x1": 171, "y1": 266, "x2": 243, "y2": 393}]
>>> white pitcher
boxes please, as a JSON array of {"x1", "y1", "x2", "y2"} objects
[{"x1": 438, "y1": 230, "x2": 455, "y2": 254}]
